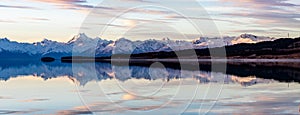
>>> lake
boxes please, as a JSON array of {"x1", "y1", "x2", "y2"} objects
[{"x1": 0, "y1": 60, "x2": 299, "y2": 114}]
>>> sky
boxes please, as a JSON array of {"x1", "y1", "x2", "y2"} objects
[{"x1": 1, "y1": 0, "x2": 300, "y2": 42}]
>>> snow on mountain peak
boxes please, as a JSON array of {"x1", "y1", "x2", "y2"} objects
[
  {"x1": 231, "y1": 33, "x2": 273, "y2": 45},
  {"x1": 113, "y1": 38, "x2": 135, "y2": 54},
  {"x1": 67, "y1": 33, "x2": 91, "y2": 43},
  {"x1": 0, "y1": 33, "x2": 278, "y2": 58},
  {"x1": 40, "y1": 38, "x2": 55, "y2": 44},
  {"x1": 162, "y1": 37, "x2": 170, "y2": 41},
  {"x1": 115, "y1": 38, "x2": 132, "y2": 43},
  {"x1": 192, "y1": 37, "x2": 207, "y2": 44},
  {"x1": 240, "y1": 33, "x2": 257, "y2": 39},
  {"x1": 0, "y1": 38, "x2": 10, "y2": 42}
]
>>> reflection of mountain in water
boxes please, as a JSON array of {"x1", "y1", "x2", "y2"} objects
[{"x1": 0, "y1": 61, "x2": 299, "y2": 86}]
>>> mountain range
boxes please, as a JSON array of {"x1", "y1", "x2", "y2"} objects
[{"x1": 0, "y1": 33, "x2": 274, "y2": 59}]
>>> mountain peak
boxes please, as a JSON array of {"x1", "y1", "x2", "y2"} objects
[
  {"x1": 232, "y1": 33, "x2": 273, "y2": 45},
  {"x1": 192, "y1": 37, "x2": 207, "y2": 44},
  {"x1": 0, "y1": 37, "x2": 10, "y2": 42},
  {"x1": 67, "y1": 33, "x2": 91, "y2": 43},
  {"x1": 79, "y1": 33, "x2": 88, "y2": 38},
  {"x1": 39, "y1": 38, "x2": 58, "y2": 45},
  {"x1": 41, "y1": 38, "x2": 51, "y2": 42},
  {"x1": 239, "y1": 33, "x2": 257, "y2": 39},
  {"x1": 162, "y1": 37, "x2": 170, "y2": 41},
  {"x1": 115, "y1": 38, "x2": 131, "y2": 42}
]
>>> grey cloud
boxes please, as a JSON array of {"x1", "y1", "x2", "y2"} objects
[
  {"x1": 220, "y1": 0, "x2": 299, "y2": 9},
  {"x1": 165, "y1": 15, "x2": 246, "y2": 24},
  {"x1": 0, "y1": 4, "x2": 38, "y2": 10},
  {"x1": 219, "y1": 0, "x2": 300, "y2": 33},
  {"x1": 119, "y1": 0, "x2": 155, "y2": 3},
  {"x1": 0, "y1": 109, "x2": 42, "y2": 114},
  {"x1": 23, "y1": 17, "x2": 50, "y2": 21}
]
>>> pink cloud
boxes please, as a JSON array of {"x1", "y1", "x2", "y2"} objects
[{"x1": 221, "y1": 0, "x2": 299, "y2": 8}]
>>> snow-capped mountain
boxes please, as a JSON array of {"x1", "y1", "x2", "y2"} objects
[
  {"x1": 231, "y1": 33, "x2": 274, "y2": 45},
  {"x1": 0, "y1": 33, "x2": 276, "y2": 59}
]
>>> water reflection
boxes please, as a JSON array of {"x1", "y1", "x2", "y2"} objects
[
  {"x1": 0, "y1": 61, "x2": 299, "y2": 86},
  {"x1": 0, "y1": 61, "x2": 300, "y2": 114}
]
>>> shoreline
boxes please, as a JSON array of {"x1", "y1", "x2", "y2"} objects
[{"x1": 60, "y1": 58, "x2": 300, "y2": 63}]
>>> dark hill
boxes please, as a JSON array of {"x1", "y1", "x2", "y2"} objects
[
  {"x1": 128, "y1": 37, "x2": 300, "y2": 59},
  {"x1": 60, "y1": 37, "x2": 300, "y2": 61}
]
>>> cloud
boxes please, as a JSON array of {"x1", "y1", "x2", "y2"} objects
[
  {"x1": 220, "y1": 0, "x2": 300, "y2": 20},
  {"x1": 23, "y1": 17, "x2": 50, "y2": 21},
  {"x1": 30, "y1": 0, "x2": 87, "y2": 4},
  {"x1": 29, "y1": 0, "x2": 93, "y2": 10},
  {"x1": 76, "y1": 4, "x2": 114, "y2": 10},
  {"x1": 0, "y1": 109, "x2": 42, "y2": 114},
  {"x1": 55, "y1": 105, "x2": 94, "y2": 115},
  {"x1": 0, "y1": 4, "x2": 38, "y2": 10},
  {"x1": 220, "y1": 0, "x2": 299, "y2": 9},
  {"x1": 223, "y1": 12, "x2": 300, "y2": 20},
  {"x1": 55, "y1": 101, "x2": 171, "y2": 114},
  {"x1": 130, "y1": 8, "x2": 172, "y2": 15},
  {"x1": 19, "y1": 98, "x2": 49, "y2": 102},
  {"x1": 30, "y1": 0, "x2": 114, "y2": 11},
  {"x1": 165, "y1": 15, "x2": 245, "y2": 24},
  {"x1": 119, "y1": 0, "x2": 155, "y2": 3},
  {"x1": 223, "y1": 11, "x2": 300, "y2": 29},
  {"x1": 56, "y1": 108, "x2": 92, "y2": 115},
  {"x1": 230, "y1": 29, "x2": 268, "y2": 33},
  {"x1": 218, "y1": 0, "x2": 300, "y2": 34},
  {"x1": 0, "y1": 19, "x2": 16, "y2": 23},
  {"x1": 122, "y1": 93, "x2": 136, "y2": 100},
  {"x1": 0, "y1": 96, "x2": 13, "y2": 99},
  {"x1": 96, "y1": 23, "x2": 127, "y2": 28}
]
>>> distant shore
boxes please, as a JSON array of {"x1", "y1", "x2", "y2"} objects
[{"x1": 39, "y1": 37, "x2": 300, "y2": 63}]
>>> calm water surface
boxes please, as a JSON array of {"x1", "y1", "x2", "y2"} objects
[{"x1": 0, "y1": 61, "x2": 299, "y2": 114}]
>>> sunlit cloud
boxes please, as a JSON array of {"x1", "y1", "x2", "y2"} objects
[
  {"x1": 0, "y1": 19, "x2": 16, "y2": 23},
  {"x1": 56, "y1": 105, "x2": 92, "y2": 115},
  {"x1": 122, "y1": 93, "x2": 136, "y2": 100},
  {"x1": 29, "y1": 0, "x2": 90, "y2": 10},
  {"x1": 29, "y1": 0, "x2": 111, "y2": 11},
  {"x1": 1, "y1": 0, "x2": 300, "y2": 41}
]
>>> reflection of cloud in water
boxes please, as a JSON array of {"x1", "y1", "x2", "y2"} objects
[
  {"x1": 230, "y1": 75, "x2": 274, "y2": 87},
  {"x1": 56, "y1": 105, "x2": 92, "y2": 115},
  {"x1": 55, "y1": 87, "x2": 300, "y2": 114},
  {"x1": 206, "y1": 84, "x2": 300, "y2": 114},
  {"x1": 122, "y1": 94, "x2": 136, "y2": 100},
  {"x1": 1, "y1": 62, "x2": 300, "y2": 114},
  {"x1": 69, "y1": 89, "x2": 90, "y2": 93},
  {"x1": 19, "y1": 98, "x2": 49, "y2": 102},
  {"x1": 56, "y1": 99, "x2": 184, "y2": 114},
  {"x1": 0, "y1": 96, "x2": 13, "y2": 99},
  {"x1": 0, "y1": 63, "x2": 298, "y2": 86},
  {"x1": 0, "y1": 109, "x2": 43, "y2": 114},
  {"x1": 0, "y1": 62, "x2": 291, "y2": 87}
]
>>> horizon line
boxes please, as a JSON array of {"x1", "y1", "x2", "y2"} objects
[{"x1": 1, "y1": 33, "x2": 297, "y2": 44}]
